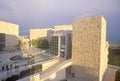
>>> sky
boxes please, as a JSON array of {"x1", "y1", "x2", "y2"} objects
[{"x1": 0, "y1": 0, "x2": 120, "y2": 43}]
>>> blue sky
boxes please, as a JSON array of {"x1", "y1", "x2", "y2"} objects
[{"x1": 0, "y1": 0, "x2": 120, "y2": 43}]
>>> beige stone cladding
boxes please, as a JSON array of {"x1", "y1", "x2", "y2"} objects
[
  {"x1": 0, "y1": 21, "x2": 19, "y2": 36},
  {"x1": 71, "y1": 15, "x2": 108, "y2": 81},
  {"x1": 99, "y1": 17, "x2": 109, "y2": 81},
  {"x1": 30, "y1": 28, "x2": 54, "y2": 41},
  {"x1": 54, "y1": 25, "x2": 72, "y2": 31},
  {"x1": 0, "y1": 21, "x2": 19, "y2": 51}
]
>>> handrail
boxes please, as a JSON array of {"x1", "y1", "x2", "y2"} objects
[
  {"x1": 108, "y1": 65, "x2": 120, "y2": 70},
  {"x1": 0, "y1": 57, "x2": 59, "y2": 80},
  {"x1": 1, "y1": 59, "x2": 71, "y2": 81},
  {"x1": 39, "y1": 59, "x2": 72, "y2": 80}
]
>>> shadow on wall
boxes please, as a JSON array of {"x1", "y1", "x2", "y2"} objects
[
  {"x1": 66, "y1": 65, "x2": 100, "y2": 81},
  {"x1": 0, "y1": 33, "x2": 19, "y2": 52},
  {"x1": 44, "y1": 69, "x2": 66, "y2": 81}
]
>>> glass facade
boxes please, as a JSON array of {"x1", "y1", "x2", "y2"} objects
[
  {"x1": 0, "y1": 33, "x2": 5, "y2": 51},
  {"x1": 50, "y1": 36, "x2": 58, "y2": 55}
]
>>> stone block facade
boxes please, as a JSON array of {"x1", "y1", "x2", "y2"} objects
[
  {"x1": 70, "y1": 16, "x2": 108, "y2": 81},
  {"x1": 0, "y1": 21, "x2": 19, "y2": 36},
  {"x1": 54, "y1": 25, "x2": 72, "y2": 31},
  {"x1": 0, "y1": 21, "x2": 19, "y2": 51},
  {"x1": 30, "y1": 28, "x2": 54, "y2": 42}
]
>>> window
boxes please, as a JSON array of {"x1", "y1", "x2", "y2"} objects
[
  {"x1": 0, "y1": 33, "x2": 5, "y2": 51},
  {"x1": 72, "y1": 73, "x2": 75, "y2": 77},
  {"x1": 61, "y1": 36, "x2": 65, "y2": 45}
]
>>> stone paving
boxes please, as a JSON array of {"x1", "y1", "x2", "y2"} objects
[{"x1": 0, "y1": 57, "x2": 59, "y2": 81}]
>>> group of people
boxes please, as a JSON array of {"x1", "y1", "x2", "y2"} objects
[
  {"x1": 2, "y1": 64, "x2": 12, "y2": 71},
  {"x1": 1, "y1": 64, "x2": 19, "y2": 72}
]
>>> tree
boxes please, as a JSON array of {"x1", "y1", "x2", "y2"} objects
[
  {"x1": 115, "y1": 69, "x2": 120, "y2": 81},
  {"x1": 108, "y1": 47, "x2": 120, "y2": 67},
  {"x1": 38, "y1": 39, "x2": 49, "y2": 49},
  {"x1": 32, "y1": 39, "x2": 49, "y2": 49},
  {"x1": 32, "y1": 64, "x2": 42, "y2": 73},
  {"x1": 32, "y1": 39, "x2": 39, "y2": 48}
]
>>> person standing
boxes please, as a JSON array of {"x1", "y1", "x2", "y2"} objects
[
  {"x1": 6, "y1": 65, "x2": 9, "y2": 71},
  {"x1": 15, "y1": 65, "x2": 17, "y2": 72},
  {"x1": 6, "y1": 65, "x2": 9, "y2": 75},
  {"x1": 10, "y1": 64, "x2": 12, "y2": 70},
  {"x1": 2, "y1": 66, "x2": 4, "y2": 71}
]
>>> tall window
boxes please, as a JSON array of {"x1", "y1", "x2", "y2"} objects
[
  {"x1": 50, "y1": 36, "x2": 58, "y2": 55},
  {"x1": 0, "y1": 33, "x2": 5, "y2": 51}
]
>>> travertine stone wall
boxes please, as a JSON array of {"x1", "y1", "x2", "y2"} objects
[
  {"x1": 54, "y1": 25, "x2": 72, "y2": 31},
  {"x1": 0, "y1": 21, "x2": 19, "y2": 51},
  {"x1": 30, "y1": 28, "x2": 54, "y2": 41},
  {"x1": 0, "y1": 21, "x2": 19, "y2": 36},
  {"x1": 99, "y1": 17, "x2": 109, "y2": 81},
  {"x1": 71, "y1": 16, "x2": 108, "y2": 81}
]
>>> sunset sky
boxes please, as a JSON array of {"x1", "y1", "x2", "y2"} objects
[{"x1": 0, "y1": 0, "x2": 120, "y2": 43}]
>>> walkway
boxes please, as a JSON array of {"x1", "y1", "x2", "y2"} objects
[
  {"x1": 0, "y1": 65, "x2": 27, "y2": 80},
  {"x1": 16, "y1": 58, "x2": 72, "y2": 81},
  {"x1": 103, "y1": 65, "x2": 119, "y2": 81},
  {"x1": 40, "y1": 58, "x2": 72, "y2": 80},
  {"x1": 0, "y1": 57, "x2": 69, "y2": 81}
]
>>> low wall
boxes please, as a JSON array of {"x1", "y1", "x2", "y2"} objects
[
  {"x1": 17, "y1": 58, "x2": 59, "y2": 81},
  {"x1": 43, "y1": 69, "x2": 66, "y2": 81},
  {"x1": 17, "y1": 73, "x2": 40, "y2": 81},
  {"x1": 17, "y1": 68, "x2": 66, "y2": 81},
  {"x1": 42, "y1": 58, "x2": 59, "y2": 71}
]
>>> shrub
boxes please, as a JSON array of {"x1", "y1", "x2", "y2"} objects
[
  {"x1": 32, "y1": 64, "x2": 42, "y2": 73},
  {"x1": 115, "y1": 69, "x2": 120, "y2": 81},
  {"x1": 20, "y1": 69, "x2": 32, "y2": 78},
  {"x1": 5, "y1": 75, "x2": 19, "y2": 81},
  {"x1": 108, "y1": 47, "x2": 120, "y2": 66}
]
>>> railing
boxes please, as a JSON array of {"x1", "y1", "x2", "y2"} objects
[
  {"x1": 0, "y1": 58, "x2": 71, "y2": 81},
  {"x1": 108, "y1": 65, "x2": 120, "y2": 70},
  {"x1": 0, "y1": 57, "x2": 59, "y2": 81},
  {"x1": 39, "y1": 59, "x2": 72, "y2": 80}
]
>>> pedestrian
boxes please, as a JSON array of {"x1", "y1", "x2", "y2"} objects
[
  {"x1": 6, "y1": 65, "x2": 9, "y2": 71},
  {"x1": 10, "y1": 64, "x2": 12, "y2": 70},
  {"x1": 15, "y1": 65, "x2": 17, "y2": 71},
  {"x1": 2, "y1": 66, "x2": 4, "y2": 71},
  {"x1": 6, "y1": 65, "x2": 9, "y2": 75},
  {"x1": 17, "y1": 65, "x2": 19, "y2": 72}
]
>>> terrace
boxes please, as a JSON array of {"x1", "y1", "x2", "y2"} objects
[{"x1": 0, "y1": 49, "x2": 56, "y2": 81}]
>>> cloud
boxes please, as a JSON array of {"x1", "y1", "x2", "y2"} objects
[
  {"x1": 0, "y1": 0, "x2": 120, "y2": 43},
  {"x1": 2, "y1": 0, "x2": 119, "y2": 17}
]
